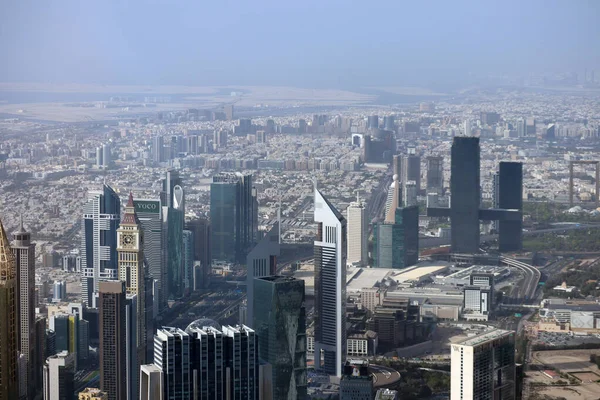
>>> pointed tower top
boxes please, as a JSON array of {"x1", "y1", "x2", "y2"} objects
[
  {"x1": 126, "y1": 191, "x2": 134, "y2": 208},
  {"x1": 121, "y1": 192, "x2": 139, "y2": 225},
  {"x1": 0, "y1": 217, "x2": 16, "y2": 281},
  {"x1": 15, "y1": 213, "x2": 26, "y2": 234}
]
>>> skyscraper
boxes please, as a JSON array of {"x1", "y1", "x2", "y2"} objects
[
  {"x1": 154, "y1": 327, "x2": 191, "y2": 400},
  {"x1": 222, "y1": 325, "x2": 259, "y2": 400},
  {"x1": 498, "y1": 162, "x2": 523, "y2": 252},
  {"x1": 99, "y1": 281, "x2": 127, "y2": 400},
  {"x1": 12, "y1": 217, "x2": 36, "y2": 398},
  {"x1": 313, "y1": 187, "x2": 347, "y2": 377},
  {"x1": 426, "y1": 156, "x2": 443, "y2": 195},
  {"x1": 80, "y1": 184, "x2": 121, "y2": 307},
  {"x1": 125, "y1": 294, "x2": 139, "y2": 400},
  {"x1": 133, "y1": 198, "x2": 165, "y2": 308},
  {"x1": 374, "y1": 176, "x2": 419, "y2": 269},
  {"x1": 186, "y1": 218, "x2": 211, "y2": 290},
  {"x1": 139, "y1": 364, "x2": 163, "y2": 400},
  {"x1": 210, "y1": 173, "x2": 258, "y2": 263},
  {"x1": 0, "y1": 217, "x2": 18, "y2": 400},
  {"x1": 401, "y1": 154, "x2": 421, "y2": 194},
  {"x1": 450, "y1": 329, "x2": 516, "y2": 400},
  {"x1": 346, "y1": 194, "x2": 367, "y2": 267},
  {"x1": 117, "y1": 193, "x2": 146, "y2": 365},
  {"x1": 186, "y1": 326, "x2": 224, "y2": 400},
  {"x1": 450, "y1": 137, "x2": 480, "y2": 253},
  {"x1": 153, "y1": 136, "x2": 165, "y2": 164},
  {"x1": 43, "y1": 351, "x2": 74, "y2": 400},
  {"x1": 182, "y1": 230, "x2": 194, "y2": 293},
  {"x1": 246, "y1": 223, "x2": 280, "y2": 325},
  {"x1": 253, "y1": 276, "x2": 307, "y2": 400},
  {"x1": 162, "y1": 170, "x2": 185, "y2": 300}
]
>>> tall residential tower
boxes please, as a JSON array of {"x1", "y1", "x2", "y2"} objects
[{"x1": 0, "y1": 217, "x2": 18, "y2": 399}]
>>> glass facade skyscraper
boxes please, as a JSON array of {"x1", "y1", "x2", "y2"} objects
[
  {"x1": 210, "y1": 173, "x2": 258, "y2": 263},
  {"x1": 80, "y1": 184, "x2": 121, "y2": 307},
  {"x1": 374, "y1": 206, "x2": 419, "y2": 269},
  {"x1": 253, "y1": 276, "x2": 307, "y2": 400},
  {"x1": 161, "y1": 170, "x2": 185, "y2": 300},
  {"x1": 498, "y1": 162, "x2": 523, "y2": 252},
  {"x1": 450, "y1": 137, "x2": 480, "y2": 254}
]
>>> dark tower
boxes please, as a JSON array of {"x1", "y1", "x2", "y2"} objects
[
  {"x1": 450, "y1": 137, "x2": 481, "y2": 253},
  {"x1": 498, "y1": 162, "x2": 523, "y2": 252}
]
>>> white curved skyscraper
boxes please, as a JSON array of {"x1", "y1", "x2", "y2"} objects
[{"x1": 313, "y1": 187, "x2": 346, "y2": 377}]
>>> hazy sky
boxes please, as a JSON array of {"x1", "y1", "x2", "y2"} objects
[{"x1": 1, "y1": 0, "x2": 599, "y2": 89}]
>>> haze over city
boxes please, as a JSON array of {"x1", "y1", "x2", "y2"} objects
[{"x1": 1, "y1": 2, "x2": 600, "y2": 400}]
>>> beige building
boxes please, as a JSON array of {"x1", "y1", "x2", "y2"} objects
[
  {"x1": 346, "y1": 194, "x2": 367, "y2": 267},
  {"x1": 78, "y1": 388, "x2": 108, "y2": 400}
]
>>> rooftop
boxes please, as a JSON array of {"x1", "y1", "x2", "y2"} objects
[{"x1": 456, "y1": 329, "x2": 514, "y2": 347}]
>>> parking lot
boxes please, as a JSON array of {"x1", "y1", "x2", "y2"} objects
[{"x1": 535, "y1": 331, "x2": 600, "y2": 347}]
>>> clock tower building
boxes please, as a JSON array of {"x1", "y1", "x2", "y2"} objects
[{"x1": 117, "y1": 192, "x2": 146, "y2": 364}]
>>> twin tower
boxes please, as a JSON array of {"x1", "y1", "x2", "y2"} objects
[{"x1": 427, "y1": 136, "x2": 523, "y2": 253}]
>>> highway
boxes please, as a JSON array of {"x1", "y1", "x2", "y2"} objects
[{"x1": 499, "y1": 256, "x2": 541, "y2": 304}]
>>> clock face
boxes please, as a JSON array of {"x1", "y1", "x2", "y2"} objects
[{"x1": 121, "y1": 233, "x2": 134, "y2": 247}]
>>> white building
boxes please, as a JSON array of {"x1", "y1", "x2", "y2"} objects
[
  {"x1": 450, "y1": 329, "x2": 516, "y2": 400},
  {"x1": 314, "y1": 187, "x2": 347, "y2": 377},
  {"x1": 139, "y1": 364, "x2": 163, "y2": 400},
  {"x1": 43, "y1": 351, "x2": 74, "y2": 400},
  {"x1": 346, "y1": 194, "x2": 367, "y2": 267}
]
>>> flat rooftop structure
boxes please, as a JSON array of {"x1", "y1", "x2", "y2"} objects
[
  {"x1": 345, "y1": 262, "x2": 452, "y2": 294},
  {"x1": 455, "y1": 328, "x2": 514, "y2": 348}
]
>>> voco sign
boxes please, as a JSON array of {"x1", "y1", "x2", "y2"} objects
[{"x1": 134, "y1": 201, "x2": 160, "y2": 214}]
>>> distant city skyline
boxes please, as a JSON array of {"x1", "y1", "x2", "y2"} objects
[{"x1": 1, "y1": 1, "x2": 599, "y2": 89}]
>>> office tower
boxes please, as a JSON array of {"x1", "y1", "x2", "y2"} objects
[
  {"x1": 125, "y1": 294, "x2": 139, "y2": 400},
  {"x1": 117, "y1": 193, "x2": 146, "y2": 365},
  {"x1": 80, "y1": 184, "x2": 121, "y2": 307},
  {"x1": 256, "y1": 130, "x2": 267, "y2": 144},
  {"x1": 253, "y1": 276, "x2": 307, "y2": 400},
  {"x1": 222, "y1": 325, "x2": 259, "y2": 400},
  {"x1": 96, "y1": 146, "x2": 103, "y2": 168},
  {"x1": 450, "y1": 329, "x2": 516, "y2": 400},
  {"x1": 403, "y1": 181, "x2": 418, "y2": 207},
  {"x1": 210, "y1": 173, "x2": 258, "y2": 263},
  {"x1": 546, "y1": 123, "x2": 556, "y2": 140},
  {"x1": 182, "y1": 230, "x2": 193, "y2": 292},
  {"x1": 516, "y1": 118, "x2": 526, "y2": 137},
  {"x1": 346, "y1": 194, "x2": 367, "y2": 267},
  {"x1": 12, "y1": 218, "x2": 36, "y2": 398},
  {"x1": 99, "y1": 281, "x2": 127, "y2": 400},
  {"x1": 246, "y1": 224, "x2": 280, "y2": 324},
  {"x1": 102, "y1": 143, "x2": 111, "y2": 168},
  {"x1": 498, "y1": 162, "x2": 523, "y2": 252},
  {"x1": 43, "y1": 351, "x2": 74, "y2": 400},
  {"x1": 392, "y1": 155, "x2": 401, "y2": 178},
  {"x1": 266, "y1": 119, "x2": 276, "y2": 133},
  {"x1": 426, "y1": 156, "x2": 443, "y2": 195},
  {"x1": 450, "y1": 137, "x2": 480, "y2": 253},
  {"x1": 0, "y1": 217, "x2": 18, "y2": 400},
  {"x1": 374, "y1": 177, "x2": 419, "y2": 269},
  {"x1": 479, "y1": 112, "x2": 500, "y2": 126},
  {"x1": 224, "y1": 104, "x2": 234, "y2": 121},
  {"x1": 526, "y1": 117, "x2": 536, "y2": 135},
  {"x1": 133, "y1": 198, "x2": 165, "y2": 308},
  {"x1": 53, "y1": 280, "x2": 67, "y2": 302},
  {"x1": 339, "y1": 360, "x2": 373, "y2": 400},
  {"x1": 185, "y1": 218, "x2": 211, "y2": 290},
  {"x1": 313, "y1": 187, "x2": 347, "y2": 377},
  {"x1": 186, "y1": 135, "x2": 198, "y2": 155},
  {"x1": 79, "y1": 388, "x2": 108, "y2": 400},
  {"x1": 214, "y1": 129, "x2": 228, "y2": 148},
  {"x1": 154, "y1": 327, "x2": 191, "y2": 400},
  {"x1": 298, "y1": 119, "x2": 307, "y2": 133},
  {"x1": 162, "y1": 170, "x2": 185, "y2": 300},
  {"x1": 383, "y1": 115, "x2": 395, "y2": 131},
  {"x1": 144, "y1": 277, "x2": 156, "y2": 363},
  {"x1": 187, "y1": 326, "x2": 224, "y2": 400},
  {"x1": 35, "y1": 317, "x2": 47, "y2": 394},
  {"x1": 463, "y1": 120, "x2": 471, "y2": 136},
  {"x1": 153, "y1": 136, "x2": 165, "y2": 164},
  {"x1": 367, "y1": 115, "x2": 379, "y2": 129},
  {"x1": 401, "y1": 154, "x2": 421, "y2": 194},
  {"x1": 139, "y1": 364, "x2": 163, "y2": 400}
]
